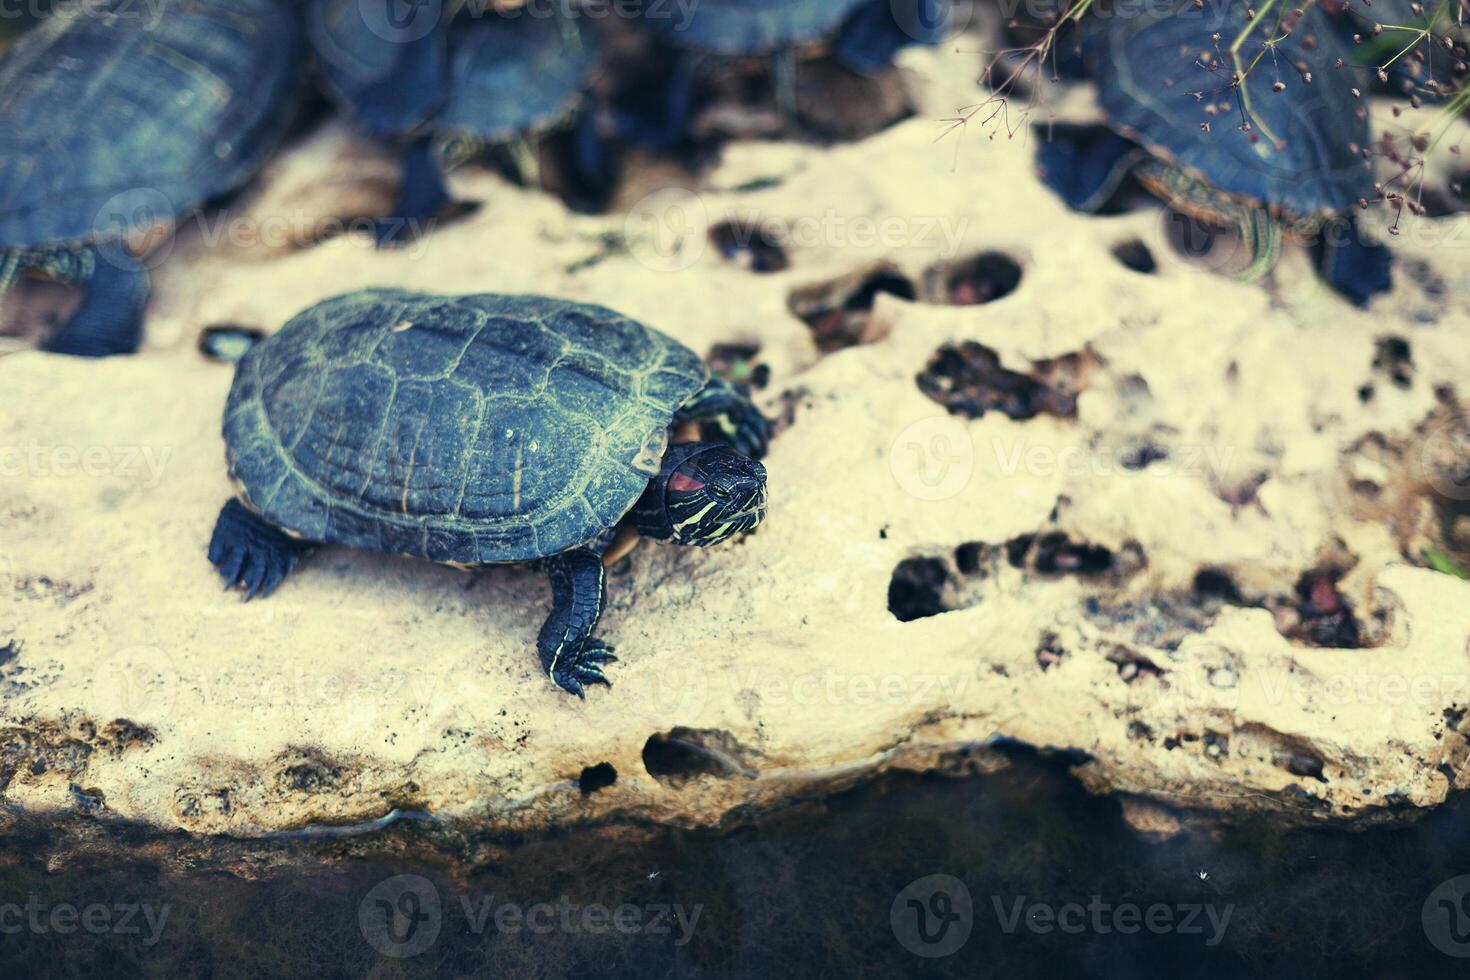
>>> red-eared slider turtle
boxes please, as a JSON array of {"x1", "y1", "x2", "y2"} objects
[
  {"x1": 0, "y1": 0, "x2": 306, "y2": 356},
  {"x1": 623, "y1": 0, "x2": 951, "y2": 146},
  {"x1": 1037, "y1": 0, "x2": 1391, "y2": 305},
  {"x1": 208, "y1": 289, "x2": 770, "y2": 698},
  {"x1": 307, "y1": 0, "x2": 604, "y2": 245}
]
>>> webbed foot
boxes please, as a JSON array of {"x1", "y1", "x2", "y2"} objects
[
  {"x1": 208, "y1": 499, "x2": 309, "y2": 601},
  {"x1": 548, "y1": 639, "x2": 618, "y2": 699},
  {"x1": 674, "y1": 378, "x2": 771, "y2": 459},
  {"x1": 42, "y1": 247, "x2": 149, "y2": 357}
]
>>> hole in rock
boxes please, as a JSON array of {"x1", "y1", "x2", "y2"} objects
[
  {"x1": 578, "y1": 762, "x2": 617, "y2": 795},
  {"x1": 887, "y1": 557, "x2": 950, "y2": 622},
  {"x1": 708, "y1": 342, "x2": 770, "y2": 390},
  {"x1": 917, "y1": 342, "x2": 1093, "y2": 421},
  {"x1": 1276, "y1": 569, "x2": 1363, "y2": 649},
  {"x1": 642, "y1": 728, "x2": 758, "y2": 787},
  {"x1": 789, "y1": 266, "x2": 916, "y2": 353},
  {"x1": 1112, "y1": 239, "x2": 1157, "y2": 274},
  {"x1": 1161, "y1": 210, "x2": 1254, "y2": 278},
  {"x1": 793, "y1": 58, "x2": 915, "y2": 142},
  {"x1": 710, "y1": 220, "x2": 789, "y2": 273},
  {"x1": 1372, "y1": 336, "x2": 1414, "y2": 390},
  {"x1": 922, "y1": 252, "x2": 1023, "y2": 306},
  {"x1": 199, "y1": 324, "x2": 266, "y2": 365}
]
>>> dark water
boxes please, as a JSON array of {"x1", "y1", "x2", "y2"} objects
[{"x1": 4, "y1": 748, "x2": 1470, "y2": 979}]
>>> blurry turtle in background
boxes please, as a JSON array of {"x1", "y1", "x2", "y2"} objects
[
  {"x1": 620, "y1": 0, "x2": 953, "y2": 147},
  {"x1": 308, "y1": 0, "x2": 607, "y2": 245},
  {"x1": 0, "y1": 0, "x2": 306, "y2": 356},
  {"x1": 1320, "y1": 0, "x2": 1469, "y2": 100},
  {"x1": 1037, "y1": 0, "x2": 1392, "y2": 306},
  {"x1": 209, "y1": 289, "x2": 770, "y2": 698}
]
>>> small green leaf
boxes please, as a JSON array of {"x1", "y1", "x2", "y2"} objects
[{"x1": 1424, "y1": 549, "x2": 1470, "y2": 580}]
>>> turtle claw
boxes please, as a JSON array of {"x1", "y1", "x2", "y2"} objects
[
  {"x1": 550, "y1": 640, "x2": 617, "y2": 698},
  {"x1": 207, "y1": 499, "x2": 307, "y2": 602}
]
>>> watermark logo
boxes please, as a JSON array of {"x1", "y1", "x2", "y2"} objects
[
  {"x1": 891, "y1": 874, "x2": 973, "y2": 958},
  {"x1": 92, "y1": 187, "x2": 176, "y2": 272},
  {"x1": 94, "y1": 645, "x2": 179, "y2": 719},
  {"x1": 359, "y1": 0, "x2": 442, "y2": 44},
  {"x1": 1421, "y1": 419, "x2": 1470, "y2": 502},
  {"x1": 625, "y1": 188, "x2": 708, "y2": 272},
  {"x1": 1423, "y1": 875, "x2": 1470, "y2": 958},
  {"x1": 359, "y1": 874, "x2": 442, "y2": 959},
  {"x1": 889, "y1": 416, "x2": 973, "y2": 501}
]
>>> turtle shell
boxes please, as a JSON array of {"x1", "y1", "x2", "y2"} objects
[
  {"x1": 308, "y1": 0, "x2": 599, "y2": 141},
  {"x1": 437, "y1": 6, "x2": 602, "y2": 142},
  {"x1": 223, "y1": 290, "x2": 709, "y2": 564},
  {"x1": 639, "y1": 0, "x2": 875, "y2": 56},
  {"x1": 1097, "y1": 0, "x2": 1371, "y2": 220},
  {"x1": 0, "y1": 0, "x2": 305, "y2": 250}
]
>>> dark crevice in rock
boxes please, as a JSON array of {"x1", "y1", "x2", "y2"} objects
[
  {"x1": 917, "y1": 342, "x2": 1093, "y2": 421},
  {"x1": 710, "y1": 221, "x2": 789, "y2": 273},
  {"x1": 578, "y1": 762, "x2": 618, "y2": 795},
  {"x1": 921, "y1": 252, "x2": 1023, "y2": 306},
  {"x1": 887, "y1": 557, "x2": 950, "y2": 623},
  {"x1": 889, "y1": 533, "x2": 1145, "y2": 624},
  {"x1": 789, "y1": 266, "x2": 915, "y2": 353},
  {"x1": 1112, "y1": 239, "x2": 1157, "y2": 274},
  {"x1": 642, "y1": 728, "x2": 758, "y2": 787}
]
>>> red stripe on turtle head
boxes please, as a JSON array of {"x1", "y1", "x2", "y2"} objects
[{"x1": 667, "y1": 471, "x2": 707, "y2": 494}]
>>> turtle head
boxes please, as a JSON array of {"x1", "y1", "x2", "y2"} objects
[{"x1": 632, "y1": 443, "x2": 768, "y2": 547}]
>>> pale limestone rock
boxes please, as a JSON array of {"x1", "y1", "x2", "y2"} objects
[{"x1": 2, "y1": 43, "x2": 1470, "y2": 857}]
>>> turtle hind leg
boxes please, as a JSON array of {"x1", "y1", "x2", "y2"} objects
[
  {"x1": 1037, "y1": 127, "x2": 1145, "y2": 213},
  {"x1": 1315, "y1": 216, "x2": 1392, "y2": 307},
  {"x1": 833, "y1": 0, "x2": 947, "y2": 75},
  {"x1": 208, "y1": 499, "x2": 310, "y2": 601},
  {"x1": 42, "y1": 247, "x2": 149, "y2": 358},
  {"x1": 374, "y1": 137, "x2": 456, "y2": 248}
]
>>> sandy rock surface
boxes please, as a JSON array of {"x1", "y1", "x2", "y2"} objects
[{"x1": 4, "y1": 42, "x2": 1470, "y2": 855}]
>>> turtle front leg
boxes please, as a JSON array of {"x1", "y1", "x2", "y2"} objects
[
  {"x1": 538, "y1": 548, "x2": 618, "y2": 698},
  {"x1": 833, "y1": 0, "x2": 948, "y2": 75},
  {"x1": 674, "y1": 378, "x2": 770, "y2": 459},
  {"x1": 1315, "y1": 215, "x2": 1392, "y2": 307},
  {"x1": 375, "y1": 137, "x2": 454, "y2": 248},
  {"x1": 208, "y1": 499, "x2": 311, "y2": 601},
  {"x1": 42, "y1": 246, "x2": 149, "y2": 357}
]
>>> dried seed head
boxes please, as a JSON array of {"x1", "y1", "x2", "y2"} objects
[{"x1": 1273, "y1": 80, "x2": 1286, "y2": 91}]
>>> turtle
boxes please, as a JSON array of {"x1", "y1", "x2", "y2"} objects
[
  {"x1": 621, "y1": 0, "x2": 952, "y2": 147},
  {"x1": 307, "y1": 0, "x2": 606, "y2": 246},
  {"x1": 207, "y1": 289, "x2": 771, "y2": 698},
  {"x1": 1036, "y1": 0, "x2": 1392, "y2": 306},
  {"x1": 0, "y1": 0, "x2": 306, "y2": 357}
]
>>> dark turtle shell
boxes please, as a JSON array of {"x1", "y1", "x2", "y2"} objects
[
  {"x1": 223, "y1": 290, "x2": 709, "y2": 564},
  {"x1": 308, "y1": 0, "x2": 599, "y2": 141},
  {"x1": 437, "y1": 6, "x2": 601, "y2": 142},
  {"x1": 1097, "y1": 0, "x2": 1371, "y2": 220},
  {"x1": 0, "y1": 0, "x2": 305, "y2": 250},
  {"x1": 638, "y1": 0, "x2": 874, "y2": 56}
]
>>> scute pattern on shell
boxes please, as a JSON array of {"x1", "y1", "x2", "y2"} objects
[
  {"x1": 0, "y1": 0, "x2": 305, "y2": 248},
  {"x1": 1098, "y1": 0, "x2": 1370, "y2": 218},
  {"x1": 223, "y1": 290, "x2": 708, "y2": 564}
]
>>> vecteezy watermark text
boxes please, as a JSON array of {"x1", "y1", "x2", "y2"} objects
[
  {"x1": 359, "y1": 875, "x2": 701, "y2": 959},
  {"x1": 0, "y1": 895, "x2": 170, "y2": 947}
]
